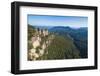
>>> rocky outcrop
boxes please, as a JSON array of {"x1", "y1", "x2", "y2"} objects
[{"x1": 28, "y1": 28, "x2": 54, "y2": 61}]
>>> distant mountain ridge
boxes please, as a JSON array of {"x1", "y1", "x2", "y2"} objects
[
  {"x1": 49, "y1": 26, "x2": 87, "y2": 31},
  {"x1": 49, "y1": 26, "x2": 87, "y2": 39},
  {"x1": 32, "y1": 25, "x2": 54, "y2": 30},
  {"x1": 31, "y1": 25, "x2": 87, "y2": 30}
]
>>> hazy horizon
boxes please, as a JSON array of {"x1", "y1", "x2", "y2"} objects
[
  {"x1": 28, "y1": 24, "x2": 88, "y2": 29},
  {"x1": 28, "y1": 15, "x2": 88, "y2": 28}
]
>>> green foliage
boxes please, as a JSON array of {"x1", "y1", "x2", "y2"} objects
[
  {"x1": 28, "y1": 41, "x2": 33, "y2": 50},
  {"x1": 28, "y1": 24, "x2": 36, "y2": 40},
  {"x1": 36, "y1": 46, "x2": 42, "y2": 54},
  {"x1": 50, "y1": 26, "x2": 88, "y2": 58},
  {"x1": 45, "y1": 35, "x2": 80, "y2": 60}
]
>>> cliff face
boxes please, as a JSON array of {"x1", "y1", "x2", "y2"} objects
[{"x1": 28, "y1": 25, "x2": 54, "y2": 60}]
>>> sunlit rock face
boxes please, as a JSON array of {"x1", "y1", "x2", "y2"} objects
[
  {"x1": 28, "y1": 28, "x2": 54, "y2": 61},
  {"x1": 31, "y1": 36, "x2": 41, "y2": 49}
]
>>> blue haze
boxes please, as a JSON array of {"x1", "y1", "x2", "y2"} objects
[{"x1": 28, "y1": 15, "x2": 88, "y2": 28}]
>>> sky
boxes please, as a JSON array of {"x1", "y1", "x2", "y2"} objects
[{"x1": 28, "y1": 15, "x2": 88, "y2": 28}]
